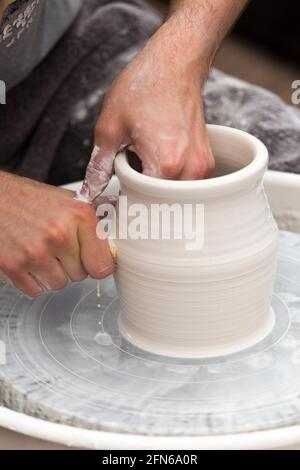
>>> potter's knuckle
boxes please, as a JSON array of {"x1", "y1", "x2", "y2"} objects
[
  {"x1": 73, "y1": 202, "x2": 95, "y2": 222},
  {"x1": 23, "y1": 242, "x2": 47, "y2": 262},
  {"x1": 1, "y1": 259, "x2": 19, "y2": 277},
  {"x1": 96, "y1": 120, "x2": 118, "y2": 142},
  {"x1": 51, "y1": 276, "x2": 68, "y2": 292},
  {"x1": 208, "y1": 158, "x2": 216, "y2": 174},
  {"x1": 160, "y1": 156, "x2": 184, "y2": 179}
]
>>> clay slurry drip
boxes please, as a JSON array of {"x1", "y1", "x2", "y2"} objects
[
  {"x1": 97, "y1": 280, "x2": 101, "y2": 309},
  {"x1": 96, "y1": 240, "x2": 117, "y2": 309},
  {"x1": 94, "y1": 241, "x2": 117, "y2": 345}
]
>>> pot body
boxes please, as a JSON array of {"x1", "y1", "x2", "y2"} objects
[{"x1": 114, "y1": 125, "x2": 278, "y2": 358}]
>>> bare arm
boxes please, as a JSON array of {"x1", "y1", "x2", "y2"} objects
[
  {"x1": 168, "y1": 0, "x2": 249, "y2": 70},
  {"x1": 81, "y1": 0, "x2": 249, "y2": 199}
]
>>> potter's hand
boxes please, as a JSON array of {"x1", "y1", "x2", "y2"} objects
[
  {"x1": 80, "y1": 45, "x2": 214, "y2": 202},
  {"x1": 80, "y1": 0, "x2": 248, "y2": 202},
  {"x1": 80, "y1": 19, "x2": 214, "y2": 202},
  {"x1": 0, "y1": 172, "x2": 114, "y2": 298},
  {"x1": 81, "y1": 49, "x2": 214, "y2": 203}
]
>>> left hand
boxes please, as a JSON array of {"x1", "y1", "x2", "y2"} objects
[{"x1": 80, "y1": 18, "x2": 215, "y2": 202}]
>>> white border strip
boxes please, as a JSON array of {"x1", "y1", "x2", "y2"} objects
[{"x1": 1, "y1": 407, "x2": 300, "y2": 450}]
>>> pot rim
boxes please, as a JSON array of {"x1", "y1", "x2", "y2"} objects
[{"x1": 114, "y1": 125, "x2": 268, "y2": 197}]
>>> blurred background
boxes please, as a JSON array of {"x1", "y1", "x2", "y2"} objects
[{"x1": 149, "y1": 0, "x2": 300, "y2": 104}]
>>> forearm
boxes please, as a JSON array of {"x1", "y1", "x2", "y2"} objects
[
  {"x1": 163, "y1": 0, "x2": 249, "y2": 75},
  {"x1": 0, "y1": 171, "x2": 10, "y2": 192}
]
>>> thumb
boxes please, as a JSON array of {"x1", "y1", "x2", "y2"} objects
[
  {"x1": 80, "y1": 125, "x2": 124, "y2": 202},
  {"x1": 80, "y1": 145, "x2": 115, "y2": 202},
  {"x1": 78, "y1": 214, "x2": 114, "y2": 280}
]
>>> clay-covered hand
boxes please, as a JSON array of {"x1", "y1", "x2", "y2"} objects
[
  {"x1": 0, "y1": 172, "x2": 114, "y2": 298},
  {"x1": 80, "y1": 18, "x2": 215, "y2": 202},
  {"x1": 81, "y1": 0, "x2": 249, "y2": 202}
]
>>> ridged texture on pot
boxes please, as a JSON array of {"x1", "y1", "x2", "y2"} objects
[{"x1": 114, "y1": 126, "x2": 279, "y2": 358}]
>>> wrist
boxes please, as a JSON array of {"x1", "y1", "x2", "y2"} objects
[
  {"x1": 171, "y1": 8, "x2": 216, "y2": 55},
  {"x1": 148, "y1": 15, "x2": 210, "y2": 87},
  {"x1": 160, "y1": 0, "x2": 248, "y2": 80}
]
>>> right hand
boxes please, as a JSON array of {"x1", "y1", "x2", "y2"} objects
[{"x1": 0, "y1": 172, "x2": 114, "y2": 298}]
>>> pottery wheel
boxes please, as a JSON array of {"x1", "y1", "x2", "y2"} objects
[{"x1": 1, "y1": 230, "x2": 300, "y2": 436}]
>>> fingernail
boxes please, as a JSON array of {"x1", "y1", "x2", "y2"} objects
[
  {"x1": 95, "y1": 264, "x2": 115, "y2": 279},
  {"x1": 25, "y1": 290, "x2": 43, "y2": 301}
]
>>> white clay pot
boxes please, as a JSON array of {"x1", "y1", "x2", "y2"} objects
[{"x1": 114, "y1": 125, "x2": 278, "y2": 358}]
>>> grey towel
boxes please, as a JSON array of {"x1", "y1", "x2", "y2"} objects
[
  {"x1": 204, "y1": 69, "x2": 300, "y2": 174},
  {"x1": 0, "y1": 0, "x2": 299, "y2": 185}
]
